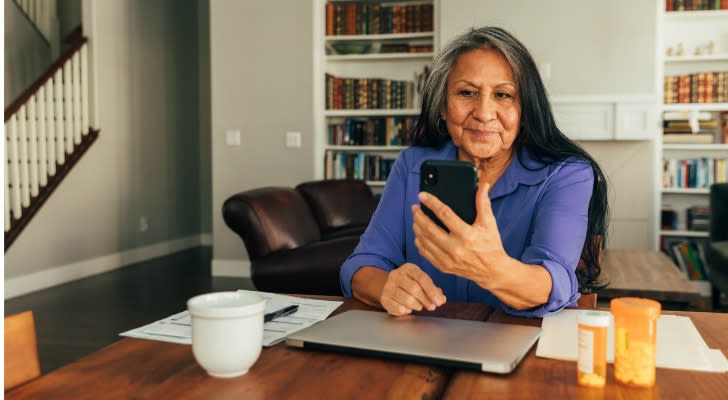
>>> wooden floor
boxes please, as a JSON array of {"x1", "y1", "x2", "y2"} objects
[{"x1": 4, "y1": 246, "x2": 254, "y2": 374}]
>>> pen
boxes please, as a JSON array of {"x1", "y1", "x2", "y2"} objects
[{"x1": 264, "y1": 305, "x2": 299, "y2": 323}]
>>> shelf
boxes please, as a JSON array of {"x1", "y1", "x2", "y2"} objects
[
  {"x1": 326, "y1": 32, "x2": 434, "y2": 41},
  {"x1": 661, "y1": 103, "x2": 728, "y2": 111},
  {"x1": 365, "y1": 181, "x2": 387, "y2": 187},
  {"x1": 664, "y1": 54, "x2": 728, "y2": 63},
  {"x1": 325, "y1": 109, "x2": 420, "y2": 117},
  {"x1": 325, "y1": 145, "x2": 405, "y2": 151},
  {"x1": 661, "y1": 188, "x2": 710, "y2": 194},
  {"x1": 663, "y1": 143, "x2": 728, "y2": 150},
  {"x1": 664, "y1": 10, "x2": 728, "y2": 19},
  {"x1": 660, "y1": 230, "x2": 709, "y2": 238},
  {"x1": 327, "y1": 52, "x2": 433, "y2": 61}
]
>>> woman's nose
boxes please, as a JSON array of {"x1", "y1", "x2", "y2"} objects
[{"x1": 472, "y1": 94, "x2": 497, "y2": 121}]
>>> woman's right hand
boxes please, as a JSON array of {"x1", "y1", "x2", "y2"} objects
[{"x1": 381, "y1": 263, "x2": 446, "y2": 316}]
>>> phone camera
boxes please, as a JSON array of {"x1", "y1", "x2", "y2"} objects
[{"x1": 423, "y1": 167, "x2": 438, "y2": 185}]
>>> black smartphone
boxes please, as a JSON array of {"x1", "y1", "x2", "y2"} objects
[{"x1": 419, "y1": 160, "x2": 478, "y2": 232}]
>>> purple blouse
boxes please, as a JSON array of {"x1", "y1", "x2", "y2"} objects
[{"x1": 339, "y1": 141, "x2": 595, "y2": 317}]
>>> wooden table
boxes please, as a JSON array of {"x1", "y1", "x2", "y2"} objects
[
  {"x1": 7, "y1": 297, "x2": 728, "y2": 400},
  {"x1": 598, "y1": 249, "x2": 709, "y2": 309}
]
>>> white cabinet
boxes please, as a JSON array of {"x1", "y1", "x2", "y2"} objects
[{"x1": 551, "y1": 96, "x2": 657, "y2": 141}]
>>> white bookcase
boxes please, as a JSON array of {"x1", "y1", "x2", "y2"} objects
[
  {"x1": 313, "y1": 0, "x2": 438, "y2": 191},
  {"x1": 657, "y1": 6, "x2": 728, "y2": 249}
]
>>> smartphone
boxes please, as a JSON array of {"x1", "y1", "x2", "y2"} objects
[{"x1": 419, "y1": 160, "x2": 478, "y2": 232}]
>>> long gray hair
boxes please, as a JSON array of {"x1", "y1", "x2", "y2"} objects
[{"x1": 413, "y1": 27, "x2": 610, "y2": 292}]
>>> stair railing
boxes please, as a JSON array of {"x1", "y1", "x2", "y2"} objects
[{"x1": 4, "y1": 37, "x2": 98, "y2": 250}]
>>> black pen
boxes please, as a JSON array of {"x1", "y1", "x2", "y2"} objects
[{"x1": 264, "y1": 305, "x2": 299, "y2": 323}]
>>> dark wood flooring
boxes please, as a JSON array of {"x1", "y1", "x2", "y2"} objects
[{"x1": 4, "y1": 246, "x2": 254, "y2": 374}]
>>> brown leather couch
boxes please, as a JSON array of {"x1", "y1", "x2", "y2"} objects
[{"x1": 222, "y1": 180, "x2": 377, "y2": 295}]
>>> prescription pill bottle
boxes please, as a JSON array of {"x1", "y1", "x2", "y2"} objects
[
  {"x1": 610, "y1": 297, "x2": 661, "y2": 387},
  {"x1": 577, "y1": 311, "x2": 609, "y2": 387}
]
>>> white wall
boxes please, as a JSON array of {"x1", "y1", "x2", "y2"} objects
[
  {"x1": 209, "y1": 0, "x2": 315, "y2": 271},
  {"x1": 439, "y1": 0, "x2": 658, "y2": 249},
  {"x1": 5, "y1": 0, "x2": 207, "y2": 296},
  {"x1": 4, "y1": 0, "x2": 52, "y2": 106}
]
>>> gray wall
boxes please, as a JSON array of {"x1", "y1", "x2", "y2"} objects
[
  {"x1": 5, "y1": 0, "x2": 206, "y2": 279},
  {"x1": 440, "y1": 0, "x2": 657, "y2": 95},
  {"x1": 209, "y1": 0, "x2": 315, "y2": 263},
  {"x1": 439, "y1": 0, "x2": 658, "y2": 249},
  {"x1": 5, "y1": 0, "x2": 52, "y2": 106},
  {"x1": 57, "y1": 0, "x2": 82, "y2": 40}
]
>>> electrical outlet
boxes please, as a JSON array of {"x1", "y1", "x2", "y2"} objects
[{"x1": 139, "y1": 216, "x2": 149, "y2": 232}]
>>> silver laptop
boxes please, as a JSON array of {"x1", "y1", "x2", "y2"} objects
[{"x1": 286, "y1": 310, "x2": 541, "y2": 374}]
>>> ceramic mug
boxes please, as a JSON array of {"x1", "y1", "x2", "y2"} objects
[{"x1": 187, "y1": 291, "x2": 266, "y2": 378}]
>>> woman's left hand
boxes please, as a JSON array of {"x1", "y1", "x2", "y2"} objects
[{"x1": 412, "y1": 182, "x2": 507, "y2": 285}]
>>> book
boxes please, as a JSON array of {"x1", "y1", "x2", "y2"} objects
[{"x1": 663, "y1": 133, "x2": 714, "y2": 143}]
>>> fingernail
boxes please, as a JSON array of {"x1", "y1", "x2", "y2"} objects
[
  {"x1": 418, "y1": 192, "x2": 428, "y2": 201},
  {"x1": 427, "y1": 304, "x2": 435, "y2": 311}
]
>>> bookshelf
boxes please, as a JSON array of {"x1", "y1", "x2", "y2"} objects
[
  {"x1": 658, "y1": 2, "x2": 728, "y2": 280},
  {"x1": 313, "y1": 0, "x2": 437, "y2": 190}
]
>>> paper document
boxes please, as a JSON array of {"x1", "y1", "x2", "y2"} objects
[
  {"x1": 120, "y1": 290, "x2": 343, "y2": 347},
  {"x1": 536, "y1": 309, "x2": 728, "y2": 372}
]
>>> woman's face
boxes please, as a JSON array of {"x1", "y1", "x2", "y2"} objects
[{"x1": 442, "y1": 48, "x2": 521, "y2": 163}]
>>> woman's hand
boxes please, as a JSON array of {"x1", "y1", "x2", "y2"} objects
[
  {"x1": 412, "y1": 183, "x2": 507, "y2": 287},
  {"x1": 380, "y1": 263, "x2": 446, "y2": 316}
]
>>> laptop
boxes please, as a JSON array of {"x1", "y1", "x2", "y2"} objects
[{"x1": 286, "y1": 310, "x2": 541, "y2": 374}]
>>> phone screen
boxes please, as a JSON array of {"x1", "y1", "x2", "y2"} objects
[{"x1": 419, "y1": 160, "x2": 478, "y2": 232}]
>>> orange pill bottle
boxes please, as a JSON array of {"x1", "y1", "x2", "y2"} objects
[
  {"x1": 610, "y1": 297, "x2": 661, "y2": 387},
  {"x1": 577, "y1": 311, "x2": 609, "y2": 387}
]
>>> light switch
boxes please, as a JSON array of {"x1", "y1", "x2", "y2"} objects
[
  {"x1": 286, "y1": 131, "x2": 302, "y2": 148},
  {"x1": 226, "y1": 130, "x2": 241, "y2": 146}
]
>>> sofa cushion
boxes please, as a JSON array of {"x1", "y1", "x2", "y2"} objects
[
  {"x1": 296, "y1": 180, "x2": 377, "y2": 235},
  {"x1": 251, "y1": 236, "x2": 361, "y2": 295},
  {"x1": 222, "y1": 187, "x2": 321, "y2": 259}
]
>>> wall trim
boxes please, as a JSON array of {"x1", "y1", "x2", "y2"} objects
[
  {"x1": 211, "y1": 258, "x2": 250, "y2": 278},
  {"x1": 4, "y1": 234, "x2": 210, "y2": 299}
]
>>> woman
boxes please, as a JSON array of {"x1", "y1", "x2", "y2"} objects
[{"x1": 339, "y1": 27, "x2": 608, "y2": 318}]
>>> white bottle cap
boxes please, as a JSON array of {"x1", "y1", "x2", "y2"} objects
[{"x1": 577, "y1": 310, "x2": 611, "y2": 327}]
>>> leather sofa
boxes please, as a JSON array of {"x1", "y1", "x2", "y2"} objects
[
  {"x1": 708, "y1": 183, "x2": 728, "y2": 308},
  {"x1": 222, "y1": 180, "x2": 377, "y2": 295}
]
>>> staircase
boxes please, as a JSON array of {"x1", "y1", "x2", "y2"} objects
[
  {"x1": 13, "y1": 0, "x2": 57, "y2": 46},
  {"x1": 4, "y1": 36, "x2": 98, "y2": 250}
]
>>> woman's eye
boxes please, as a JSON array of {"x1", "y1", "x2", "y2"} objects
[
  {"x1": 459, "y1": 89, "x2": 477, "y2": 97},
  {"x1": 495, "y1": 91, "x2": 512, "y2": 99}
]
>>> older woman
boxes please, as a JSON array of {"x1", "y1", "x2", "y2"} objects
[{"x1": 339, "y1": 27, "x2": 608, "y2": 318}]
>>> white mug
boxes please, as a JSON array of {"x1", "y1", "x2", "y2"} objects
[{"x1": 187, "y1": 291, "x2": 266, "y2": 378}]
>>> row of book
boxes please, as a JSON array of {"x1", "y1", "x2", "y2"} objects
[
  {"x1": 664, "y1": 72, "x2": 728, "y2": 104},
  {"x1": 661, "y1": 238, "x2": 711, "y2": 281},
  {"x1": 327, "y1": 116, "x2": 416, "y2": 146},
  {"x1": 662, "y1": 111, "x2": 728, "y2": 144},
  {"x1": 665, "y1": 0, "x2": 728, "y2": 11},
  {"x1": 662, "y1": 157, "x2": 728, "y2": 188},
  {"x1": 325, "y1": 2, "x2": 434, "y2": 36},
  {"x1": 325, "y1": 74, "x2": 416, "y2": 110},
  {"x1": 661, "y1": 205, "x2": 711, "y2": 231},
  {"x1": 324, "y1": 150, "x2": 395, "y2": 181}
]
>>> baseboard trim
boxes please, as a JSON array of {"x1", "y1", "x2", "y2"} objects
[
  {"x1": 211, "y1": 258, "x2": 251, "y2": 278},
  {"x1": 4, "y1": 234, "x2": 210, "y2": 299}
]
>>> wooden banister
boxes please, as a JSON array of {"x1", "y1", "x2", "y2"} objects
[
  {"x1": 4, "y1": 128, "x2": 99, "y2": 250},
  {"x1": 5, "y1": 37, "x2": 88, "y2": 122}
]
